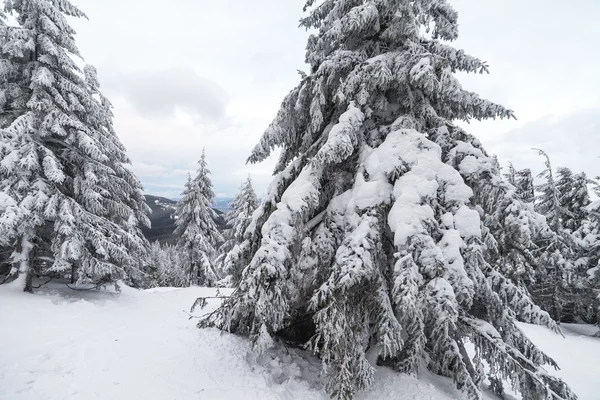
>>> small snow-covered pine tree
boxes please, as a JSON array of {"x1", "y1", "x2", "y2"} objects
[
  {"x1": 503, "y1": 162, "x2": 517, "y2": 187},
  {"x1": 216, "y1": 176, "x2": 259, "y2": 284},
  {"x1": 162, "y1": 244, "x2": 188, "y2": 287},
  {"x1": 534, "y1": 149, "x2": 569, "y2": 232},
  {"x1": 556, "y1": 167, "x2": 591, "y2": 232},
  {"x1": 147, "y1": 241, "x2": 187, "y2": 288},
  {"x1": 0, "y1": 0, "x2": 150, "y2": 291},
  {"x1": 199, "y1": 2, "x2": 575, "y2": 399},
  {"x1": 516, "y1": 168, "x2": 535, "y2": 203},
  {"x1": 174, "y1": 151, "x2": 222, "y2": 286},
  {"x1": 503, "y1": 163, "x2": 534, "y2": 202}
]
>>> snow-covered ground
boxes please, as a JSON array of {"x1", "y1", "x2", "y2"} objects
[
  {"x1": 0, "y1": 283, "x2": 597, "y2": 400},
  {"x1": 517, "y1": 322, "x2": 600, "y2": 400}
]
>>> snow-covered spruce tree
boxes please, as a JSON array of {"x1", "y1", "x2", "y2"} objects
[
  {"x1": 147, "y1": 241, "x2": 187, "y2": 288},
  {"x1": 492, "y1": 164, "x2": 541, "y2": 286},
  {"x1": 566, "y1": 176, "x2": 600, "y2": 323},
  {"x1": 198, "y1": 1, "x2": 575, "y2": 399},
  {"x1": 174, "y1": 152, "x2": 222, "y2": 286},
  {"x1": 533, "y1": 150, "x2": 570, "y2": 232},
  {"x1": 533, "y1": 162, "x2": 598, "y2": 323},
  {"x1": 555, "y1": 167, "x2": 591, "y2": 233},
  {"x1": 570, "y1": 221, "x2": 600, "y2": 324},
  {"x1": 516, "y1": 168, "x2": 535, "y2": 203},
  {"x1": 216, "y1": 176, "x2": 259, "y2": 284},
  {"x1": 582, "y1": 179, "x2": 600, "y2": 274},
  {"x1": 503, "y1": 162, "x2": 517, "y2": 187},
  {"x1": 554, "y1": 167, "x2": 595, "y2": 322},
  {"x1": 0, "y1": 0, "x2": 150, "y2": 291},
  {"x1": 161, "y1": 244, "x2": 188, "y2": 287},
  {"x1": 503, "y1": 163, "x2": 535, "y2": 204},
  {"x1": 78, "y1": 64, "x2": 151, "y2": 286},
  {"x1": 531, "y1": 150, "x2": 578, "y2": 322},
  {"x1": 583, "y1": 227, "x2": 600, "y2": 323}
]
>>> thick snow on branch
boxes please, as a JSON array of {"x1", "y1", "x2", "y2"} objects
[{"x1": 384, "y1": 128, "x2": 473, "y2": 246}]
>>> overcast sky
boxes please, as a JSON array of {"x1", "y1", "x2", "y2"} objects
[{"x1": 69, "y1": 0, "x2": 600, "y2": 199}]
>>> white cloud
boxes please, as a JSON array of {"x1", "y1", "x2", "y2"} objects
[
  {"x1": 104, "y1": 69, "x2": 229, "y2": 121},
  {"x1": 452, "y1": 0, "x2": 600, "y2": 119},
  {"x1": 130, "y1": 162, "x2": 195, "y2": 180},
  {"x1": 482, "y1": 109, "x2": 600, "y2": 178}
]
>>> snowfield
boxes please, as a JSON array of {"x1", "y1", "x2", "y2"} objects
[
  {"x1": 0, "y1": 283, "x2": 598, "y2": 400},
  {"x1": 516, "y1": 323, "x2": 600, "y2": 400}
]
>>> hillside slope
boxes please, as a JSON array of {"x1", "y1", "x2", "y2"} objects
[{"x1": 142, "y1": 195, "x2": 226, "y2": 242}]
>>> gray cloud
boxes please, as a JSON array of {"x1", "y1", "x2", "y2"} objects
[
  {"x1": 106, "y1": 68, "x2": 229, "y2": 121},
  {"x1": 483, "y1": 109, "x2": 600, "y2": 178}
]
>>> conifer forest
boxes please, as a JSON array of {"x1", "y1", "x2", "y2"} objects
[{"x1": 1, "y1": 1, "x2": 599, "y2": 399}]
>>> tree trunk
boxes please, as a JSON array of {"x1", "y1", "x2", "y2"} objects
[
  {"x1": 23, "y1": 244, "x2": 36, "y2": 293},
  {"x1": 189, "y1": 261, "x2": 195, "y2": 286},
  {"x1": 1, "y1": 233, "x2": 36, "y2": 292},
  {"x1": 553, "y1": 270, "x2": 562, "y2": 324},
  {"x1": 24, "y1": 267, "x2": 34, "y2": 293}
]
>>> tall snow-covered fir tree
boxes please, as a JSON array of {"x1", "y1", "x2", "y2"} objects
[
  {"x1": 0, "y1": 0, "x2": 150, "y2": 291},
  {"x1": 570, "y1": 220, "x2": 600, "y2": 323},
  {"x1": 555, "y1": 168, "x2": 598, "y2": 322},
  {"x1": 530, "y1": 150, "x2": 577, "y2": 322},
  {"x1": 174, "y1": 151, "x2": 222, "y2": 286},
  {"x1": 199, "y1": 1, "x2": 575, "y2": 399},
  {"x1": 216, "y1": 176, "x2": 259, "y2": 284},
  {"x1": 576, "y1": 183, "x2": 600, "y2": 323},
  {"x1": 534, "y1": 149, "x2": 568, "y2": 233}
]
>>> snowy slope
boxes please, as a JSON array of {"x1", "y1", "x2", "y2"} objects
[
  {"x1": 0, "y1": 283, "x2": 596, "y2": 400},
  {"x1": 518, "y1": 322, "x2": 600, "y2": 400}
]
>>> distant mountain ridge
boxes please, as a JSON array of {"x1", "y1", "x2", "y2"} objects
[
  {"x1": 212, "y1": 197, "x2": 234, "y2": 212},
  {"x1": 142, "y1": 195, "x2": 228, "y2": 243}
]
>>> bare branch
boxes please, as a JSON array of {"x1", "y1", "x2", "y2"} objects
[{"x1": 32, "y1": 278, "x2": 53, "y2": 289}]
